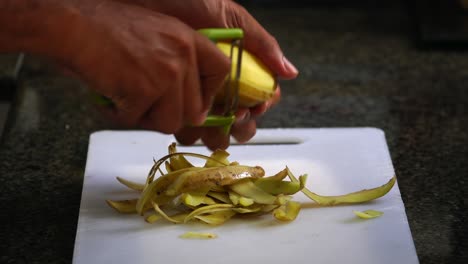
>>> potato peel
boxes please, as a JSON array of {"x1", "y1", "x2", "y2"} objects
[
  {"x1": 184, "y1": 204, "x2": 234, "y2": 223},
  {"x1": 106, "y1": 199, "x2": 139, "y2": 214},
  {"x1": 107, "y1": 143, "x2": 396, "y2": 228},
  {"x1": 195, "y1": 211, "x2": 236, "y2": 225},
  {"x1": 145, "y1": 214, "x2": 161, "y2": 223},
  {"x1": 286, "y1": 167, "x2": 395, "y2": 206},
  {"x1": 273, "y1": 201, "x2": 301, "y2": 221},
  {"x1": 179, "y1": 232, "x2": 218, "y2": 239},
  {"x1": 116, "y1": 177, "x2": 144, "y2": 192},
  {"x1": 353, "y1": 209, "x2": 384, "y2": 219},
  {"x1": 302, "y1": 176, "x2": 396, "y2": 206}
]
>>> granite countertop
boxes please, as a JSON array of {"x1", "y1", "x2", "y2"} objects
[{"x1": 1, "y1": 3, "x2": 467, "y2": 264}]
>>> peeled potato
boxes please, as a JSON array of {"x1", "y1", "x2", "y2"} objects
[{"x1": 215, "y1": 42, "x2": 277, "y2": 107}]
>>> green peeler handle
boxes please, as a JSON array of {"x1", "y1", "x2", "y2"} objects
[
  {"x1": 198, "y1": 28, "x2": 244, "y2": 42},
  {"x1": 197, "y1": 28, "x2": 245, "y2": 134},
  {"x1": 200, "y1": 115, "x2": 236, "y2": 135}
]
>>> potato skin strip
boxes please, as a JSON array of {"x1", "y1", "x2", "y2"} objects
[
  {"x1": 195, "y1": 211, "x2": 237, "y2": 225},
  {"x1": 239, "y1": 197, "x2": 254, "y2": 207},
  {"x1": 207, "y1": 192, "x2": 232, "y2": 204},
  {"x1": 204, "y1": 149, "x2": 230, "y2": 168},
  {"x1": 107, "y1": 143, "x2": 397, "y2": 230},
  {"x1": 261, "y1": 204, "x2": 280, "y2": 213},
  {"x1": 203, "y1": 196, "x2": 216, "y2": 205},
  {"x1": 229, "y1": 180, "x2": 277, "y2": 204},
  {"x1": 151, "y1": 202, "x2": 183, "y2": 224},
  {"x1": 136, "y1": 167, "x2": 205, "y2": 214},
  {"x1": 171, "y1": 213, "x2": 191, "y2": 222},
  {"x1": 257, "y1": 168, "x2": 289, "y2": 182},
  {"x1": 145, "y1": 214, "x2": 161, "y2": 223},
  {"x1": 116, "y1": 177, "x2": 144, "y2": 192},
  {"x1": 353, "y1": 210, "x2": 384, "y2": 219},
  {"x1": 181, "y1": 187, "x2": 211, "y2": 207},
  {"x1": 164, "y1": 161, "x2": 173, "y2": 173},
  {"x1": 302, "y1": 177, "x2": 396, "y2": 206},
  {"x1": 168, "y1": 143, "x2": 194, "y2": 170},
  {"x1": 286, "y1": 167, "x2": 396, "y2": 206},
  {"x1": 228, "y1": 191, "x2": 253, "y2": 206},
  {"x1": 273, "y1": 201, "x2": 301, "y2": 221},
  {"x1": 228, "y1": 191, "x2": 240, "y2": 205},
  {"x1": 276, "y1": 195, "x2": 292, "y2": 205},
  {"x1": 179, "y1": 232, "x2": 218, "y2": 239},
  {"x1": 184, "y1": 204, "x2": 234, "y2": 223},
  {"x1": 254, "y1": 179, "x2": 301, "y2": 195},
  {"x1": 209, "y1": 185, "x2": 227, "y2": 192},
  {"x1": 106, "y1": 199, "x2": 139, "y2": 214},
  {"x1": 232, "y1": 206, "x2": 263, "y2": 214},
  {"x1": 181, "y1": 193, "x2": 205, "y2": 207}
]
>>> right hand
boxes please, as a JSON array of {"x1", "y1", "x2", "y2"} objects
[
  {"x1": 130, "y1": 0, "x2": 298, "y2": 149},
  {"x1": 60, "y1": 0, "x2": 230, "y2": 134}
]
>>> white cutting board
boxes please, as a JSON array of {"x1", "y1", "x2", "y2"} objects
[{"x1": 73, "y1": 128, "x2": 419, "y2": 264}]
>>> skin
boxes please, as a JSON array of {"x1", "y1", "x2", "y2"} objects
[
  {"x1": 0, "y1": 0, "x2": 298, "y2": 150},
  {"x1": 122, "y1": 0, "x2": 298, "y2": 149}
]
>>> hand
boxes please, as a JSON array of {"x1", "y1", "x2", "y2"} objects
[
  {"x1": 133, "y1": 0, "x2": 299, "y2": 79},
  {"x1": 174, "y1": 87, "x2": 281, "y2": 150},
  {"x1": 61, "y1": 0, "x2": 230, "y2": 134},
  {"x1": 122, "y1": 0, "x2": 298, "y2": 149}
]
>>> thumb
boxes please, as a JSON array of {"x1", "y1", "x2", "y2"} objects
[{"x1": 226, "y1": 2, "x2": 299, "y2": 79}]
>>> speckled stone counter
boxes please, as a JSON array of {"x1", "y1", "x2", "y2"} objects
[{"x1": 1, "y1": 3, "x2": 467, "y2": 264}]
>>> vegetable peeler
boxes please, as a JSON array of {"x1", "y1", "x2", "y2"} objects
[{"x1": 197, "y1": 28, "x2": 244, "y2": 135}]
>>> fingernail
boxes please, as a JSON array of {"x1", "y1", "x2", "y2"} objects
[
  {"x1": 283, "y1": 56, "x2": 298, "y2": 75},
  {"x1": 204, "y1": 95, "x2": 215, "y2": 112},
  {"x1": 260, "y1": 100, "x2": 271, "y2": 113},
  {"x1": 194, "y1": 110, "x2": 209, "y2": 126},
  {"x1": 244, "y1": 110, "x2": 251, "y2": 120},
  {"x1": 237, "y1": 111, "x2": 250, "y2": 124}
]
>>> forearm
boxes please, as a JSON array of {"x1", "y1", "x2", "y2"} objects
[{"x1": 0, "y1": 0, "x2": 82, "y2": 60}]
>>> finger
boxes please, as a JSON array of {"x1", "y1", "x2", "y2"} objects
[
  {"x1": 210, "y1": 104, "x2": 250, "y2": 123},
  {"x1": 195, "y1": 33, "x2": 231, "y2": 111},
  {"x1": 183, "y1": 45, "x2": 207, "y2": 126},
  {"x1": 231, "y1": 119, "x2": 257, "y2": 143},
  {"x1": 140, "y1": 76, "x2": 184, "y2": 134},
  {"x1": 234, "y1": 108, "x2": 250, "y2": 124},
  {"x1": 250, "y1": 103, "x2": 268, "y2": 118},
  {"x1": 244, "y1": 23, "x2": 298, "y2": 80},
  {"x1": 108, "y1": 76, "x2": 155, "y2": 127},
  {"x1": 201, "y1": 127, "x2": 230, "y2": 151},
  {"x1": 225, "y1": 2, "x2": 298, "y2": 79},
  {"x1": 270, "y1": 85, "x2": 282, "y2": 107},
  {"x1": 175, "y1": 126, "x2": 204, "y2": 146},
  {"x1": 250, "y1": 86, "x2": 281, "y2": 117}
]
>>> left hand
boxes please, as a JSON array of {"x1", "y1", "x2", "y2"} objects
[
  {"x1": 174, "y1": 87, "x2": 281, "y2": 150},
  {"x1": 118, "y1": 0, "x2": 298, "y2": 150}
]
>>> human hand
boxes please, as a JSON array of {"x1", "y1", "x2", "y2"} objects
[
  {"x1": 121, "y1": 0, "x2": 298, "y2": 149},
  {"x1": 174, "y1": 87, "x2": 281, "y2": 150},
  {"x1": 61, "y1": 0, "x2": 230, "y2": 134},
  {"x1": 119, "y1": 0, "x2": 297, "y2": 77}
]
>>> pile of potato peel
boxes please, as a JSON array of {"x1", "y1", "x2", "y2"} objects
[{"x1": 107, "y1": 143, "x2": 396, "y2": 225}]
